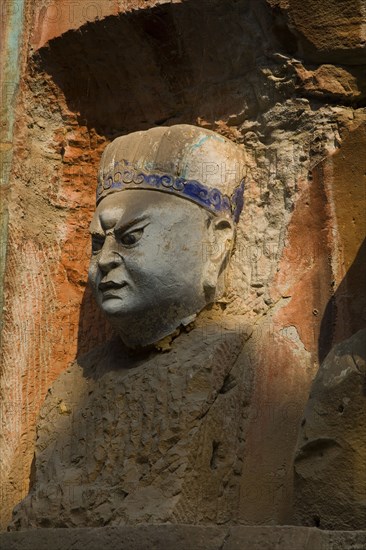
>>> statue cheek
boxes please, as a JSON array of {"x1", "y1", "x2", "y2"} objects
[{"x1": 88, "y1": 262, "x2": 99, "y2": 287}]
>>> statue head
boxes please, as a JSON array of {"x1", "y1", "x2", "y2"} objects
[{"x1": 88, "y1": 125, "x2": 246, "y2": 348}]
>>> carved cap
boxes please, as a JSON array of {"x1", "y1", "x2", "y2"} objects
[{"x1": 97, "y1": 124, "x2": 247, "y2": 222}]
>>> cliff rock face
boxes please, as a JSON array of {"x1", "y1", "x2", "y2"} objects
[
  {"x1": 1, "y1": 0, "x2": 365, "y2": 530},
  {"x1": 294, "y1": 329, "x2": 366, "y2": 530}
]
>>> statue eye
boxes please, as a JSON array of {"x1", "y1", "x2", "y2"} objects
[
  {"x1": 92, "y1": 236, "x2": 105, "y2": 253},
  {"x1": 120, "y1": 229, "x2": 143, "y2": 246}
]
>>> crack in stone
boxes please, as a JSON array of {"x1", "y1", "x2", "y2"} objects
[{"x1": 218, "y1": 530, "x2": 231, "y2": 550}]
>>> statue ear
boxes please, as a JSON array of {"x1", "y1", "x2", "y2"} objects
[{"x1": 203, "y1": 216, "x2": 235, "y2": 301}]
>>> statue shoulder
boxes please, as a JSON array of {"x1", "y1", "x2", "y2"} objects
[{"x1": 40, "y1": 339, "x2": 125, "y2": 416}]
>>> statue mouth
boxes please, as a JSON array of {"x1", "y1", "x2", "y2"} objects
[{"x1": 99, "y1": 280, "x2": 127, "y2": 298}]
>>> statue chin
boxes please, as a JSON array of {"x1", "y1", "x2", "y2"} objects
[
  {"x1": 99, "y1": 296, "x2": 126, "y2": 316},
  {"x1": 107, "y1": 303, "x2": 206, "y2": 349}
]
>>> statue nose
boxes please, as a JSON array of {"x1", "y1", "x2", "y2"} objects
[{"x1": 98, "y1": 238, "x2": 122, "y2": 273}]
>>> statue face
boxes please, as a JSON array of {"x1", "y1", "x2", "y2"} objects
[{"x1": 88, "y1": 190, "x2": 215, "y2": 340}]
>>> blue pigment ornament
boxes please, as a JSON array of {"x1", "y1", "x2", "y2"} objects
[
  {"x1": 97, "y1": 160, "x2": 245, "y2": 222},
  {"x1": 96, "y1": 124, "x2": 247, "y2": 223}
]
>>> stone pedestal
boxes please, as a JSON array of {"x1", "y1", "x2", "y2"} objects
[{"x1": 1, "y1": 525, "x2": 366, "y2": 550}]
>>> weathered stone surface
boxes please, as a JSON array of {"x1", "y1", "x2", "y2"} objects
[
  {"x1": 29, "y1": 0, "x2": 175, "y2": 50},
  {"x1": 10, "y1": 317, "x2": 254, "y2": 528},
  {"x1": 0, "y1": 525, "x2": 227, "y2": 550},
  {"x1": 226, "y1": 526, "x2": 366, "y2": 550},
  {"x1": 1, "y1": 525, "x2": 366, "y2": 550},
  {"x1": 267, "y1": 0, "x2": 366, "y2": 64},
  {"x1": 293, "y1": 63, "x2": 366, "y2": 102},
  {"x1": 317, "y1": 120, "x2": 366, "y2": 360},
  {"x1": 294, "y1": 329, "x2": 366, "y2": 530}
]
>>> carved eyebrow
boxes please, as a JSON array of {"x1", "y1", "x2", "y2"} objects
[
  {"x1": 90, "y1": 229, "x2": 105, "y2": 238},
  {"x1": 114, "y1": 215, "x2": 150, "y2": 236},
  {"x1": 90, "y1": 215, "x2": 149, "y2": 237}
]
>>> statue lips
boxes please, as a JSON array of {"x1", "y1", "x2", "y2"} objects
[{"x1": 98, "y1": 280, "x2": 127, "y2": 299}]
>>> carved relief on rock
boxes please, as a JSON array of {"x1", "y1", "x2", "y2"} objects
[
  {"x1": 88, "y1": 125, "x2": 246, "y2": 349},
  {"x1": 10, "y1": 125, "x2": 256, "y2": 528}
]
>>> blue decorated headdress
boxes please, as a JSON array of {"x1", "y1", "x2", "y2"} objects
[{"x1": 97, "y1": 125, "x2": 246, "y2": 223}]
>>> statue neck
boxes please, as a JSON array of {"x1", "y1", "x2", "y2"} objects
[{"x1": 109, "y1": 311, "x2": 199, "y2": 350}]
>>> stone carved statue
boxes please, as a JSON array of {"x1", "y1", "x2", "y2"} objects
[
  {"x1": 88, "y1": 125, "x2": 245, "y2": 349},
  {"x1": 11, "y1": 125, "x2": 254, "y2": 528}
]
